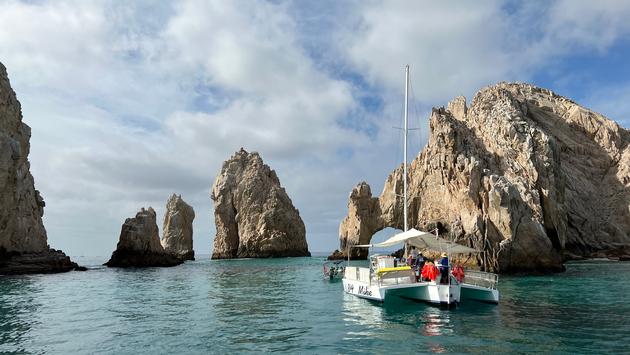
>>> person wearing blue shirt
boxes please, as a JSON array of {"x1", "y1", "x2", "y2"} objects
[{"x1": 438, "y1": 252, "x2": 449, "y2": 284}]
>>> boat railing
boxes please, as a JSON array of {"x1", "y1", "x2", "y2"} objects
[
  {"x1": 377, "y1": 268, "x2": 416, "y2": 286},
  {"x1": 345, "y1": 266, "x2": 372, "y2": 285},
  {"x1": 463, "y1": 270, "x2": 499, "y2": 290}
]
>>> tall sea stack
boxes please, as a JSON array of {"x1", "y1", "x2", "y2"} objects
[
  {"x1": 333, "y1": 82, "x2": 630, "y2": 274},
  {"x1": 0, "y1": 62, "x2": 81, "y2": 275},
  {"x1": 211, "y1": 148, "x2": 310, "y2": 258},
  {"x1": 161, "y1": 193, "x2": 195, "y2": 261}
]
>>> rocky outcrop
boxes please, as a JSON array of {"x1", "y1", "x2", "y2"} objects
[
  {"x1": 211, "y1": 148, "x2": 310, "y2": 258},
  {"x1": 105, "y1": 207, "x2": 182, "y2": 267},
  {"x1": 0, "y1": 62, "x2": 82, "y2": 275},
  {"x1": 161, "y1": 194, "x2": 195, "y2": 260},
  {"x1": 334, "y1": 82, "x2": 630, "y2": 273}
]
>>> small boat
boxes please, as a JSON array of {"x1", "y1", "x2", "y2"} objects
[
  {"x1": 323, "y1": 260, "x2": 346, "y2": 280},
  {"x1": 342, "y1": 65, "x2": 499, "y2": 307}
]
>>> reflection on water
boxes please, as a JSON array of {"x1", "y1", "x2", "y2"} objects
[
  {"x1": 0, "y1": 257, "x2": 629, "y2": 353},
  {"x1": 342, "y1": 293, "x2": 385, "y2": 338},
  {"x1": 419, "y1": 308, "x2": 451, "y2": 337},
  {"x1": 342, "y1": 290, "x2": 456, "y2": 353}
]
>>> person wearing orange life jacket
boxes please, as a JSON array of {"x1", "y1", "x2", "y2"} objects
[{"x1": 452, "y1": 265, "x2": 465, "y2": 283}]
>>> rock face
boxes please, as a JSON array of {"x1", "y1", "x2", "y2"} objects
[
  {"x1": 211, "y1": 148, "x2": 310, "y2": 258},
  {"x1": 0, "y1": 62, "x2": 81, "y2": 275},
  {"x1": 161, "y1": 194, "x2": 195, "y2": 260},
  {"x1": 334, "y1": 82, "x2": 630, "y2": 273},
  {"x1": 106, "y1": 207, "x2": 182, "y2": 267}
]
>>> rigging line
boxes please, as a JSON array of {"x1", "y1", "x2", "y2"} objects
[
  {"x1": 394, "y1": 82, "x2": 406, "y2": 198},
  {"x1": 389, "y1": 68, "x2": 409, "y2": 201},
  {"x1": 389, "y1": 88, "x2": 405, "y2": 199},
  {"x1": 409, "y1": 81, "x2": 422, "y2": 159},
  {"x1": 408, "y1": 79, "x2": 423, "y2": 154}
]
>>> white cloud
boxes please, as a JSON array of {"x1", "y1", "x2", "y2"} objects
[
  {"x1": 539, "y1": 0, "x2": 630, "y2": 53},
  {"x1": 341, "y1": 1, "x2": 516, "y2": 103},
  {"x1": 341, "y1": 0, "x2": 630, "y2": 106}
]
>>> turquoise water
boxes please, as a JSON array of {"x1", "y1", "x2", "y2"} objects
[{"x1": 1, "y1": 256, "x2": 629, "y2": 354}]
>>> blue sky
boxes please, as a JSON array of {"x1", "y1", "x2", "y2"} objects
[{"x1": 1, "y1": 0, "x2": 629, "y2": 257}]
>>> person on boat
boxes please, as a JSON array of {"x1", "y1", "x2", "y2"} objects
[
  {"x1": 409, "y1": 246, "x2": 419, "y2": 265},
  {"x1": 438, "y1": 252, "x2": 449, "y2": 284},
  {"x1": 416, "y1": 252, "x2": 425, "y2": 269},
  {"x1": 421, "y1": 261, "x2": 439, "y2": 282}
]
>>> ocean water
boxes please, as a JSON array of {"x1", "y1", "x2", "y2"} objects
[{"x1": 1, "y1": 256, "x2": 629, "y2": 354}]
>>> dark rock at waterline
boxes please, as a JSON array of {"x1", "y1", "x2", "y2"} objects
[
  {"x1": 0, "y1": 248, "x2": 85, "y2": 275},
  {"x1": 105, "y1": 249, "x2": 182, "y2": 268},
  {"x1": 327, "y1": 249, "x2": 346, "y2": 260},
  {"x1": 105, "y1": 207, "x2": 183, "y2": 268}
]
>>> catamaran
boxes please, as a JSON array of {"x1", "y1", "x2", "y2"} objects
[{"x1": 342, "y1": 65, "x2": 499, "y2": 306}]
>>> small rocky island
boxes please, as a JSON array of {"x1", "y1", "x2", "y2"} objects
[
  {"x1": 105, "y1": 207, "x2": 183, "y2": 267},
  {"x1": 332, "y1": 82, "x2": 630, "y2": 274},
  {"x1": 161, "y1": 194, "x2": 195, "y2": 260},
  {"x1": 0, "y1": 62, "x2": 82, "y2": 275},
  {"x1": 211, "y1": 148, "x2": 310, "y2": 258}
]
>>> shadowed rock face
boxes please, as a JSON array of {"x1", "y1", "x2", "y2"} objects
[
  {"x1": 161, "y1": 194, "x2": 195, "y2": 260},
  {"x1": 0, "y1": 62, "x2": 81, "y2": 275},
  {"x1": 211, "y1": 148, "x2": 310, "y2": 258},
  {"x1": 106, "y1": 207, "x2": 182, "y2": 267},
  {"x1": 333, "y1": 82, "x2": 630, "y2": 274}
]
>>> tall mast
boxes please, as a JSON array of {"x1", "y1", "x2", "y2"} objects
[{"x1": 403, "y1": 65, "x2": 409, "y2": 232}]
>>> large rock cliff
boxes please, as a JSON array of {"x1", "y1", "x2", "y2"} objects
[
  {"x1": 334, "y1": 82, "x2": 630, "y2": 273},
  {"x1": 0, "y1": 62, "x2": 81, "y2": 275},
  {"x1": 161, "y1": 194, "x2": 195, "y2": 261},
  {"x1": 211, "y1": 148, "x2": 310, "y2": 258},
  {"x1": 105, "y1": 207, "x2": 182, "y2": 267}
]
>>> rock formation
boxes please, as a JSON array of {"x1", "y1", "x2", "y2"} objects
[
  {"x1": 105, "y1": 207, "x2": 182, "y2": 267},
  {"x1": 211, "y1": 148, "x2": 310, "y2": 258},
  {"x1": 161, "y1": 194, "x2": 195, "y2": 260},
  {"x1": 0, "y1": 62, "x2": 82, "y2": 275},
  {"x1": 333, "y1": 82, "x2": 630, "y2": 273}
]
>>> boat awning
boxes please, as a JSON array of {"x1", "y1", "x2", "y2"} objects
[{"x1": 367, "y1": 228, "x2": 479, "y2": 254}]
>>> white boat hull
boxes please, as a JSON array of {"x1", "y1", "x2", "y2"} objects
[{"x1": 342, "y1": 278, "x2": 460, "y2": 306}]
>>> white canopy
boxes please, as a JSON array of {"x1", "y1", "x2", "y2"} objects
[{"x1": 356, "y1": 228, "x2": 479, "y2": 254}]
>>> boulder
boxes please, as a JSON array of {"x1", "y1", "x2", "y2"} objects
[
  {"x1": 211, "y1": 148, "x2": 310, "y2": 258},
  {"x1": 0, "y1": 61, "x2": 81, "y2": 274},
  {"x1": 105, "y1": 207, "x2": 182, "y2": 267},
  {"x1": 334, "y1": 82, "x2": 630, "y2": 274},
  {"x1": 161, "y1": 194, "x2": 195, "y2": 260}
]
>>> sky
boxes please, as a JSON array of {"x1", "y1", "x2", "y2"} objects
[{"x1": 1, "y1": 0, "x2": 630, "y2": 257}]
